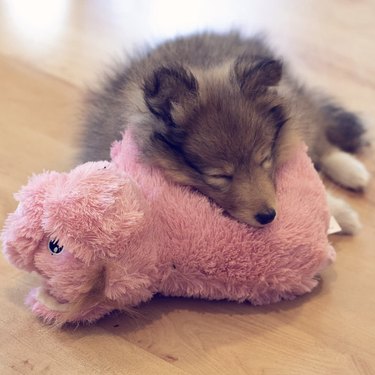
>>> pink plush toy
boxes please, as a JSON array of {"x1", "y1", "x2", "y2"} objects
[{"x1": 2, "y1": 132, "x2": 335, "y2": 325}]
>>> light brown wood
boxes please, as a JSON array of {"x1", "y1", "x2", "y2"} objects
[{"x1": 0, "y1": 1, "x2": 374, "y2": 374}]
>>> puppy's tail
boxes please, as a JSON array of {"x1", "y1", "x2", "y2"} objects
[{"x1": 323, "y1": 104, "x2": 368, "y2": 153}]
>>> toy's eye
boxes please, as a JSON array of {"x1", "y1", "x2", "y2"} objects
[{"x1": 48, "y1": 238, "x2": 64, "y2": 255}]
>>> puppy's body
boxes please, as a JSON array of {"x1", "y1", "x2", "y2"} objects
[{"x1": 79, "y1": 32, "x2": 369, "y2": 230}]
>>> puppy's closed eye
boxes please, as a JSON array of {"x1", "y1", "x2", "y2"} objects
[
  {"x1": 204, "y1": 175, "x2": 233, "y2": 189},
  {"x1": 203, "y1": 169, "x2": 233, "y2": 190}
]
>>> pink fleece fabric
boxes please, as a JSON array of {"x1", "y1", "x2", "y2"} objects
[{"x1": 2, "y1": 131, "x2": 335, "y2": 325}]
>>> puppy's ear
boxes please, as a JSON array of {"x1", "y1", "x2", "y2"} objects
[
  {"x1": 233, "y1": 55, "x2": 282, "y2": 97},
  {"x1": 143, "y1": 65, "x2": 199, "y2": 127}
]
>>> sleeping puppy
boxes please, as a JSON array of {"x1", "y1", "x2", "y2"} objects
[{"x1": 78, "y1": 32, "x2": 369, "y2": 232}]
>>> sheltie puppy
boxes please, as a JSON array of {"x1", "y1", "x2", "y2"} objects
[{"x1": 78, "y1": 32, "x2": 369, "y2": 233}]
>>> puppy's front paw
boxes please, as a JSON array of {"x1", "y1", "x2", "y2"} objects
[{"x1": 327, "y1": 193, "x2": 361, "y2": 235}]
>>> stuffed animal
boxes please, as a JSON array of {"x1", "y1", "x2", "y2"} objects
[{"x1": 2, "y1": 132, "x2": 335, "y2": 325}]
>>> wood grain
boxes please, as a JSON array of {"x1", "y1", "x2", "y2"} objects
[{"x1": 0, "y1": 1, "x2": 374, "y2": 374}]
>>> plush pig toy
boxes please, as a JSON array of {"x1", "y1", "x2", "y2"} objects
[{"x1": 2, "y1": 132, "x2": 335, "y2": 325}]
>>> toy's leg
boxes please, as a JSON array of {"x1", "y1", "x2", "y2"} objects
[{"x1": 326, "y1": 192, "x2": 361, "y2": 235}]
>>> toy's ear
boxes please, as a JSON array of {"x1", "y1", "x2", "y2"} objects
[
  {"x1": 103, "y1": 262, "x2": 156, "y2": 304},
  {"x1": 102, "y1": 242, "x2": 158, "y2": 304},
  {"x1": 42, "y1": 162, "x2": 147, "y2": 264},
  {"x1": 2, "y1": 171, "x2": 65, "y2": 271}
]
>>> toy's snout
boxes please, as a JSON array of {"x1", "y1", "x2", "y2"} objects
[{"x1": 2, "y1": 171, "x2": 63, "y2": 271}]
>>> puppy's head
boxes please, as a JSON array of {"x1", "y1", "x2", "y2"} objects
[{"x1": 141, "y1": 55, "x2": 296, "y2": 227}]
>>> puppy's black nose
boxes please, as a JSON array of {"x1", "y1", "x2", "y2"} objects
[{"x1": 255, "y1": 209, "x2": 276, "y2": 225}]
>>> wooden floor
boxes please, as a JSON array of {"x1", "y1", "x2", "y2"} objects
[{"x1": 1, "y1": 1, "x2": 375, "y2": 374}]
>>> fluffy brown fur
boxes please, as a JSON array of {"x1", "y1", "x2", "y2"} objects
[{"x1": 78, "y1": 32, "x2": 368, "y2": 227}]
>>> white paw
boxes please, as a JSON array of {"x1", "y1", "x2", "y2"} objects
[
  {"x1": 327, "y1": 193, "x2": 361, "y2": 235},
  {"x1": 321, "y1": 150, "x2": 370, "y2": 190}
]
